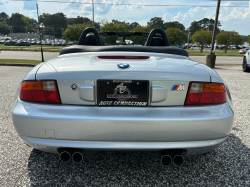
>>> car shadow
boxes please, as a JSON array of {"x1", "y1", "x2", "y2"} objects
[{"x1": 27, "y1": 133, "x2": 250, "y2": 186}]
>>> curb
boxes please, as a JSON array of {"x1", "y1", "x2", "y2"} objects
[{"x1": 0, "y1": 63, "x2": 36, "y2": 67}]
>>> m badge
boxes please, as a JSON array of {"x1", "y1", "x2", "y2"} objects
[{"x1": 171, "y1": 85, "x2": 185, "y2": 91}]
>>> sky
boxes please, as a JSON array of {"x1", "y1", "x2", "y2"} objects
[{"x1": 0, "y1": 0, "x2": 250, "y2": 35}]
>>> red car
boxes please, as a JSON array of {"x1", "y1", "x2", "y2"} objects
[{"x1": 219, "y1": 46, "x2": 230, "y2": 49}]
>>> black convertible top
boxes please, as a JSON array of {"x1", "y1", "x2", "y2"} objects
[
  {"x1": 60, "y1": 45, "x2": 189, "y2": 57},
  {"x1": 60, "y1": 28, "x2": 189, "y2": 57}
]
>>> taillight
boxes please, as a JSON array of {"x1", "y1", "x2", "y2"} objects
[
  {"x1": 20, "y1": 80, "x2": 61, "y2": 104},
  {"x1": 98, "y1": 56, "x2": 149, "y2": 59},
  {"x1": 185, "y1": 82, "x2": 227, "y2": 105}
]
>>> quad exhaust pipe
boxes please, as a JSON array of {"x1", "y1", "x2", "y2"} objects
[
  {"x1": 161, "y1": 155, "x2": 172, "y2": 165},
  {"x1": 173, "y1": 155, "x2": 185, "y2": 166},
  {"x1": 72, "y1": 149, "x2": 84, "y2": 163},
  {"x1": 59, "y1": 148, "x2": 84, "y2": 163},
  {"x1": 59, "y1": 150, "x2": 71, "y2": 162},
  {"x1": 160, "y1": 150, "x2": 185, "y2": 166}
]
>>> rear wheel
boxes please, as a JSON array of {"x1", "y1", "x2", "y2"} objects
[{"x1": 243, "y1": 57, "x2": 250, "y2": 72}]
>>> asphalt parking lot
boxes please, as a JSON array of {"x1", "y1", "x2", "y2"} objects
[{"x1": 0, "y1": 65, "x2": 250, "y2": 186}]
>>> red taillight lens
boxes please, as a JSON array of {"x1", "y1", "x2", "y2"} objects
[
  {"x1": 185, "y1": 82, "x2": 227, "y2": 105},
  {"x1": 20, "y1": 80, "x2": 61, "y2": 104},
  {"x1": 98, "y1": 56, "x2": 149, "y2": 59}
]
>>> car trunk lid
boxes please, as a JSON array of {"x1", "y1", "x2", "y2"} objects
[{"x1": 36, "y1": 52, "x2": 211, "y2": 106}]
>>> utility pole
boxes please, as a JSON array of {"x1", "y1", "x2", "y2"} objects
[
  {"x1": 36, "y1": 4, "x2": 44, "y2": 62},
  {"x1": 205, "y1": 0, "x2": 221, "y2": 68},
  {"x1": 92, "y1": 0, "x2": 95, "y2": 28}
]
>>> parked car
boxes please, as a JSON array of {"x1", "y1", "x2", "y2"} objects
[
  {"x1": 62, "y1": 40, "x2": 67, "y2": 46},
  {"x1": 4, "y1": 40, "x2": 17, "y2": 46},
  {"x1": 12, "y1": 28, "x2": 234, "y2": 166},
  {"x1": 31, "y1": 41, "x2": 36, "y2": 45},
  {"x1": 239, "y1": 48, "x2": 249, "y2": 54},
  {"x1": 0, "y1": 39, "x2": 6, "y2": 44},
  {"x1": 243, "y1": 49, "x2": 250, "y2": 72},
  {"x1": 15, "y1": 41, "x2": 31, "y2": 46},
  {"x1": 219, "y1": 45, "x2": 230, "y2": 49}
]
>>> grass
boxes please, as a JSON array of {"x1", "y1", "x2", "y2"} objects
[
  {"x1": 0, "y1": 44, "x2": 63, "y2": 52},
  {"x1": 0, "y1": 59, "x2": 41, "y2": 65}
]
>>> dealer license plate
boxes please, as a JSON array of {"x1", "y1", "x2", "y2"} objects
[{"x1": 97, "y1": 80, "x2": 149, "y2": 106}]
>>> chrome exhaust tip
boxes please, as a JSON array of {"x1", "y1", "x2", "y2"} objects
[
  {"x1": 59, "y1": 151, "x2": 71, "y2": 162},
  {"x1": 72, "y1": 151, "x2": 84, "y2": 163},
  {"x1": 173, "y1": 155, "x2": 184, "y2": 166},
  {"x1": 161, "y1": 155, "x2": 172, "y2": 166}
]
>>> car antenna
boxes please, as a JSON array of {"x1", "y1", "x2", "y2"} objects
[{"x1": 36, "y1": 4, "x2": 44, "y2": 62}]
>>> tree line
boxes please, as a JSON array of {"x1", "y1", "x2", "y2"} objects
[
  {"x1": 0, "y1": 11, "x2": 220, "y2": 38},
  {"x1": 0, "y1": 11, "x2": 248, "y2": 53}
]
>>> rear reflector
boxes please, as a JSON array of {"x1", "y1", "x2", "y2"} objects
[
  {"x1": 98, "y1": 56, "x2": 150, "y2": 59},
  {"x1": 20, "y1": 80, "x2": 61, "y2": 104},
  {"x1": 185, "y1": 82, "x2": 227, "y2": 105}
]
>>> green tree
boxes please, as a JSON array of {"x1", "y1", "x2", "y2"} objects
[
  {"x1": 63, "y1": 23, "x2": 92, "y2": 41},
  {"x1": 216, "y1": 31, "x2": 243, "y2": 53},
  {"x1": 0, "y1": 12, "x2": 9, "y2": 24},
  {"x1": 101, "y1": 22, "x2": 127, "y2": 32},
  {"x1": 39, "y1": 13, "x2": 50, "y2": 26},
  {"x1": 147, "y1": 17, "x2": 164, "y2": 29},
  {"x1": 9, "y1": 13, "x2": 26, "y2": 32},
  {"x1": 67, "y1": 16, "x2": 90, "y2": 25},
  {"x1": 127, "y1": 22, "x2": 140, "y2": 31},
  {"x1": 132, "y1": 25, "x2": 153, "y2": 33},
  {"x1": 42, "y1": 13, "x2": 67, "y2": 38},
  {"x1": 101, "y1": 22, "x2": 127, "y2": 45},
  {"x1": 86, "y1": 21, "x2": 101, "y2": 31},
  {"x1": 189, "y1": 18, "x2": 221, "y2": 35},
  {"x1": 163, "y1": 21, "x2": 185, "y2": 31},
  {"x1": 131, "y1": 25, "x2": 153, "y2": 45},
  {"x1": 191, "y1": 29, "x2": 213, "y2": 53},
  {"x1": 165, "y1": 28, "x2": 187, "y2": 46},
  {"x1": 9, "y1": 13, "x2": 37, "y2": 33},
  {"x1": 0, "y1": 21, "x2": 9, "y2": 35},
  {"x1": 248, "y1": 36, "x2": 250, "y2": 45}
]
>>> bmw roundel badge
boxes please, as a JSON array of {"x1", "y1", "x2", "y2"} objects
[{"x1": 117, "y1": 63, "x2": 130, "y2": 69}]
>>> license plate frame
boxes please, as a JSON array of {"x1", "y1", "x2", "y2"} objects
[{"x1": 97, "y1": 80, "x2": 149, "y2": 107}]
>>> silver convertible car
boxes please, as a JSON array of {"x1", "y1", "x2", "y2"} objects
[{"x1": 12, "y1": 28, "x2": 234, "y2": 166}]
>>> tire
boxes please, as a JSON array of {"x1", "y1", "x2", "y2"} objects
[{"x1": 243, "y1": 57, "x2": 250, "y2": 72}]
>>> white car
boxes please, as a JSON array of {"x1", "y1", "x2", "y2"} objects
[
  {"x1": 243, "y1": 50, "x2": 250, "y2": 72},
  {"x1": 239, "y1": 48, "x2": 249, "y2": 54}
]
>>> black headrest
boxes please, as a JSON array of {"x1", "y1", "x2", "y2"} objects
[
  {"x1": 145, "y1": 28, "x2": 170, "y2": 46},
  {"x1": 151, "y1": 37, "x2": 165, "y2": 46},
  {"x1": 83, "y1": 34, "x2": 97, "y2": 46},
  {"x1": 78, "y1": 27, "x2": 103, "y2": 46}
]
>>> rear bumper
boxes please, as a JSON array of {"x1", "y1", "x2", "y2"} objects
[
  {"x1": 12, "y1": 100, "x2": 234, "y2": 155},
  {"x1": 21, "y1": 136, "x2": 226, "y2": 155}
]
